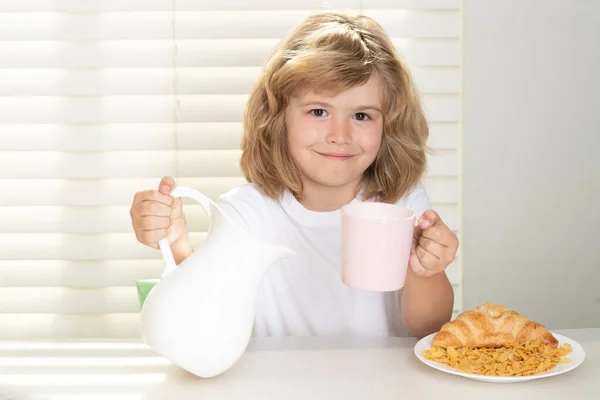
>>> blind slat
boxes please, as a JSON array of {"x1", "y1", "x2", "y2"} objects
[
  {"x1": 179, "y1": 38, "x2": 460, "y2": 67},
  {"x1": 0, "y1": 11, "x2": 458, "y2": 41},
  {"x1": 0, "y1": 178, "x2": 247, "y2": 206},
  {"x1": 0, "y1": 258, "x2": 460, "y2": 288},
  {"x1": 0, "y1": 41, "x2": 176, "y2": 69},
  {"x1": 0, "y1": 177, "x2": 457, "y2": 206},
  {"x1": 425, "y1": 151, "x2": 458, "y2": 177},
  {"x1": 0, "y1": 0, "x2": 173, "y2": 13},
  {"x1": 0, "y1": 232, "x2": 206, "y2": 260},
  {"x1": 391, "y1": 38, "x2": 459, "y2": 67},
  {"x1": 428, "y1": 122, "x2": 459, "y2": 149},
  {"x1": 0, "y1": 231, "x2": 458, "y2": 263},
  {"x1": 0, "y1": 0, "x2": 459, "y2": 13},
  {"x1": 411, "y1": 67, "x2": 460, "y2": 94},
  {"x1": 0, "y1": 282, "x2": 462, "y2": 314},
  {"x1": 0, "y1": 302, "x2": 468, "y2": 339},
  {"x1": 0, "y1": 123, "x2": 176, "y2": 151},
  {"x1": 0, "y1": 150, "x2": 235, "y2": 178},
  {"x1": 179, "y1": 94, "x2": 461, "y2": 123},
  {"x1": 0, "y1": 13, "x2": 173, "y2": 41},
  {"x1": 0, "y1": 314, "x2": 142, "y2": 339},
  {"x1": 0, "y1": 287, "x2": 139, "y2": 314},
  {"x1": 0, "y1": 39, "x2": 459, "y2": 68},
  {"x1": 0, "y1": 121, "x2": 457, "y2": 151},
  {"x1": 0, "y1": 150, "x2": 457, "y2": 178},
  {"x1": 0, "y1": 96, "x2": 175, "y2": 124},
  {"x1": 0, "y1": 66, "x2": 459, "y2": 96},
  {"x1": 362, "y1": 0, "x2": 459, "y2": 8},
  {"x1": 0, "y1": 204, "x2": 460, "y2": 233},
  {"x1": 176, "y1": 10, "x2": 459, "y2": 40},
  {"x1": 176, "y1": 0, "x2": 460, "y2": 11},
  {"x1": 0, "y1": 151, "x2": 178, "y2": 178},
  {"x1": 359, "y1": 10, "x2": 459, "y2": 38},
  {"x1": 0, "y1": 94, "x2": 459, "y2": 123},
  {"x1": 422, "y1": 178, "x2": 459, "y2": 204},
  {"x1": 0, "y1": 69, "x2": 176, "y2": 96},
  {"x1": 177, "y1": 66, "x2": 460, "y2": 95},
  {"x1": 0, "y1": 260, "x2": 163, "y2": 287}
]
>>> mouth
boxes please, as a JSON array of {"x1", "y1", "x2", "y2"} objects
[{"x1": 315, "y1": 151, "x2": 356, "y2": 161}]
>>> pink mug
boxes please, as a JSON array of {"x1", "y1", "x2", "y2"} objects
[{"x1": 340, "y1": 202, "x2": 417, "y2": 292}]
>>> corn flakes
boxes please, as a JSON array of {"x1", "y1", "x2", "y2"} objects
[{"x1": 422, "y1": 341, "x2": 573, "y2": 376}]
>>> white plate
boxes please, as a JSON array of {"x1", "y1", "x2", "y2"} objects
[{"x1": 414, "y1": 332, "x2": 585, "y2": 383}]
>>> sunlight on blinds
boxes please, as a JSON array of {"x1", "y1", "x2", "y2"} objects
[{"x1": 0, "y1": 0, "x2": 462, "y2": 338}]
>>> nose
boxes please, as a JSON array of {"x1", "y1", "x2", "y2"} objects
[{"x1": 326, "y1": 118, "x2": 351, "y2": 145}]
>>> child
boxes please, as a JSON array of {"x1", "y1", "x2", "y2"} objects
[{"x1": 130, "y1": 11, "x2": 458, "y2": 339}]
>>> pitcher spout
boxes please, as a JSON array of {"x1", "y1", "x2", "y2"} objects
[
  {"x1": 248, "y1": 242, "x2": 297, "y2": 275},
  {"x1": 254, "y1": 241, "x2": 296, "y2": 274},
  {"x1": 277, "y1": 244, "x2": 297, "y2": 261}
]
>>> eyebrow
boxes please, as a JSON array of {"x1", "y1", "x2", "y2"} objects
[{"x1": 298, "y1": 101, "x2": 382, "y2": 114}]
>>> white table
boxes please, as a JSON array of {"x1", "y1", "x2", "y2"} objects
[{"x1": 0, "y1": 328, "x2": 598, "y2": 400}]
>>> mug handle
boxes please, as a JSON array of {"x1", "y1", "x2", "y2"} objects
[
  {"x1": 410, "y1": 211, "x2": 419, "y2": 227},
  {"x1": 157, "y1": 186, "x2": 214, "y2": 278}
]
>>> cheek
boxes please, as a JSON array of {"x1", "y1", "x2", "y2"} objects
[
  {"x1": 359, "y1": 126, "x2": 383, "y2": 156},
  {"x1": 287, "y1": 117, "x2": 321, "y2": 149},
  {"x1": 285, "y1": 123, "x2": 308, "y2": 162}
]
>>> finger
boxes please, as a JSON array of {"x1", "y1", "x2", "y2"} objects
[
  {"x1": 421, "y1": 227, "x2": 451, "y2": 248},
  {"x1": 409, "y1": 252, "x2": 436, "y2": 278},
  {"x1": 138, "y1": 201, "x2": 173, "y2": 217},
  {"x1": 412, "y1": 225, "x2": 422, "y2": 250},
  {"x1": 440, "y1": 238, "x2": 459, "y2": 263},
  {"x1": 159, "y1": 176, "x2": 177, "y2": 195},
  {"x1": 171, "y1": 198, "x2": 184, "y2": 218},
  {"x1": 135, "y1": 190, "x2": 174, "y2": 207},
  {"x1": 138, "y1": 216, "x2": 170, "y2": 231},
  {"x1": 167, "y1": 216, "x2": 186, "y2": 240},
  {"x1": 137, "y1": 228, "x2": 169, "y2": 246},
  {"x1": 416, "y1": 245, "x2": 441, "y2": 269},
  {"x1": 423, "y1": 224, "x2": 459, "y2": 249},
  {"x1": 418, "y1": 210, "x2": 446, "y2": 230},
  {"x1": 418, "y1": 236, "x2": 442, "y2": 260}
]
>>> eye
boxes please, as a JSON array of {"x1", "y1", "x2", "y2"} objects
[
  {"x1": 310, "y1": 109, "x2": 328, "y2": 117},
  {"x1": 354, "y1": 112, "x2": 371, "y2": 121}
]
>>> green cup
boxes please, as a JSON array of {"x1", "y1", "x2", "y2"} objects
[{"x1": 136, "y1": 279, "x2": 159, "y2": 309}]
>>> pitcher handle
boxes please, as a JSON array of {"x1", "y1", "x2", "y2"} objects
[{"x1": 157, "y1": 186, "x2": 214, "y2": 278}]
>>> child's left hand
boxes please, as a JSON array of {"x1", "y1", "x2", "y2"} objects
[{"x1": 410, "y1": 210, "x2": 459, "y2": 278}]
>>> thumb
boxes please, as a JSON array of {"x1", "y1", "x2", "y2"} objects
[
  {"x1": 158, "y1": 176, "x2": 177, "y2": 195},
  {"x1": 417, "y1": 210, "x2": 442, "y2": 230}
]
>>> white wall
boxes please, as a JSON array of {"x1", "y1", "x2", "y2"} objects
[{"x1": 462, "y1": 0, "x2": 600, "y2": 329}]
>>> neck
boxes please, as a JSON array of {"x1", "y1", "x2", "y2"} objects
[{"x1": 296, "y1": 179, "x2": 362, "y2": 212}]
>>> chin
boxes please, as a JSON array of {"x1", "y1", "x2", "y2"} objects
[{"x1": 310, "y1": 175, "x2": 361, "y2": 189}]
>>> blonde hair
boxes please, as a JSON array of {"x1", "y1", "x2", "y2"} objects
[{"x1": 240, "y1": 11, "x2": 429, "y2": 203}]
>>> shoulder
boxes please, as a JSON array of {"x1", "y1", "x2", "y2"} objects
[
  {"x1": 394, "y1": 183, "x2": 432, "y2": 219},
  {"x1": 216, "y1": 183, "x2": 279, "y2": 234},
  {"x1": 219, "y1": 183, "x2": 273, "y2": 208}
]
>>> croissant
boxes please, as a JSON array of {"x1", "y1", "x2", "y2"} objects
[{"x1": 432, "y1": 303, "x2": 558, "y2": 349}]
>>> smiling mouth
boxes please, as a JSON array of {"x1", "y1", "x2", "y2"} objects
[{"x1": 316, "y1": 152, "x2": 356, "y2": 160}]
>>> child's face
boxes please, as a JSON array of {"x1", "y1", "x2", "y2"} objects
[{"x1": 285, "y1": 72, "x2": 384, "y2": 194}]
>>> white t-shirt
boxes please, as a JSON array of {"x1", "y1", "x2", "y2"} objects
[{"x1": 216, "y1": 183, "x2": 432, "y2": 337}]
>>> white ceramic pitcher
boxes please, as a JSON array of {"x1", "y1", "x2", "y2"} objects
[{"x1": 139, "y1": 186, "x2": 296, "y2": 378}]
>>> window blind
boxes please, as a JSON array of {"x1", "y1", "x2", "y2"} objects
[{"x1": 0, "y1": 0, "x2": 462, "y2": 338}]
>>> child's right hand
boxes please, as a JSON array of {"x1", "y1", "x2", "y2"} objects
[{"x1": 130, "y1": 176, "x2": 189, "y2": 250}]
